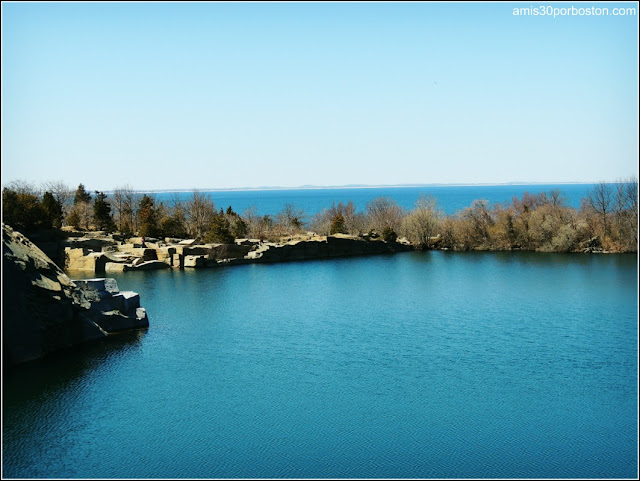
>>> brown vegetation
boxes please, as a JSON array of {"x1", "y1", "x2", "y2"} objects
[{"x1": 3, "y1": 178, "x2": 638, "y2": 253}]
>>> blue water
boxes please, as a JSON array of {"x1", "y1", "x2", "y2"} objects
[
  {"x1": 3, "y1": 251, "x2": 637, "y2": 478},
  {"x1": 150, "y1": 183, "x2": 594, "y2": 217}
]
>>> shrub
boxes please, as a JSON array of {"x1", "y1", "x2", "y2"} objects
[
  {"x1": 330, "y1": 213, "x2": 346, "y2": 234},
  {"x1": 382, "y1": 226, "x2": 397, "y2": 242}
]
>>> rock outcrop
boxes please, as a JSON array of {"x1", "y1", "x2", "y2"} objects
[
  {"x1": 245, "y1": 234, "x2": 413, "y2": 263},
  {"x1": 2, "y1": 224, "x2": 149, "y2": 367},
  {"x1": 63, "y1": 233, "x2": 413, "y2": 273}
]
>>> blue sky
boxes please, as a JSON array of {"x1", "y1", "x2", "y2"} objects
[{"x1": 2, "y1": 2, "x2": 638, "y2": 191}]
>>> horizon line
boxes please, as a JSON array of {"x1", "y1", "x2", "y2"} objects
[{"x1": 125, "y1": 180, "x2": 603, "y2": 195}]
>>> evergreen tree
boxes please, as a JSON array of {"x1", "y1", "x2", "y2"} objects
[
  {"x1": 74, "y1": 184, "x2": 92, "y2": 204},
  {"x1": 330, "y1": 213, "x2": 346, "y2": 234},
  {"x1": 2, "y1": 188, "x2": 47, "y2": 232},
  {"x1": 137, "y1": 194, "x2": 160, "y2": 237},
  {"x1": 231, "y1": 217, "x2": 248, "y2": 239},
  {"x1": 93, "y1": 191, "x2": 116, "y2": 232},
  {"x1": 204, "y1": 213, "x2": 235, "y2": 243},
  {"x1": 41, "y1": 191, "x2": 63, "y2": 228},
  {"x1": 382, "y1": 226, "x2": 398, "y2": 242}
]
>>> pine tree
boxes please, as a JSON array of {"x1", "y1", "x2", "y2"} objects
[
  {"x1": 74, "y1": 184, "x2": 92, "y2": 204},
  {"x1": 41, "y1": 191, "x2": 63, "y2": 228},
  {"x1": 204, "y1": 213, "x2": 235, "y2": 243},
  {"x1": 137, "y1": 195, "x2": 160, "y2": 237},
  {"x1": 330, "y1": 213, "x2": 346, "y2": 235},
  {"x1": 93, "y1": 191, "x2": 116, "y2": 232}
]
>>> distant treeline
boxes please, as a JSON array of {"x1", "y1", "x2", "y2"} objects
[{"x1": 2, "y1": 178, "x2": 638, "y2": 253}]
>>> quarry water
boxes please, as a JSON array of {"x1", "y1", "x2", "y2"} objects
[{"x1": 3, "y1": 250, "x2": 637, "y2": 478}]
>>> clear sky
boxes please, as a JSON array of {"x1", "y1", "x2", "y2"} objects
[{"x1": 1, "y1": 1, "x2": 638, "y2": 191}]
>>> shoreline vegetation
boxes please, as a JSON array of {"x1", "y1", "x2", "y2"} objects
[{"x1": 2, "y1": 178, "x2": 638, "y2": 272}]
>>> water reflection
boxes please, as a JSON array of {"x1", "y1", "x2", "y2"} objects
[
  {"x1": 3, "y1": 329, "x2": 147, "y2": 401},
  {"x1": 5, "y1": 251, "x2": 637, "y2": 478}
]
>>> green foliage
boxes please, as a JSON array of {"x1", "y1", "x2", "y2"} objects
[
  {"x1": 66, "y1": 209, "x2": 81, "y2": 229},
  {"x1": 41, "y1": 191, "x2": 63, "y2": 229},
  {"x1": 382, "y1": 226, "x2": 397, "y2": 242},
  {"x1": 330, "y1": 213, "x2": 346, "y2": 234},
  {"x1": 74, "y1": 184, "x2": 91, "y2": 205},
  {"x1": 93, "y1": 191, "x2": 116, "y2": 232},
  {"x1": 159, "y1": 213, "x2": 188, "y2": 238},
  {"x1": 204, "y1": 213, "x2": 235, "y2": 243},
  {"x1": 137, "y1": 195, "x2": 160, "y2": 237},
  {"x1": 121, "y1": 219, "x2": 133, "y2": 237},
  {"x1": 2, "y1": 188, "x2": 48, "y2": 232},
  {"x1": 231, "y1": 217, "x2": 248, "y2": 239}
]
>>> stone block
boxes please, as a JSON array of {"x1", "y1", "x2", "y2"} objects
[
  {"x1": 105, "y1": 262, "x2": 127, "y2": 273},
  {"x1": 184, "y1": 255, "x2": 206, "y2": 267},
  {"x1": 124, "y1": 260, "x2": 171, "y2": 271},
  {"x1": 74, "y1": 278, "x2": 120, "y2": 294},
  {"x1": 112, "y1": 291, "x2": 141, "y2": 314}
]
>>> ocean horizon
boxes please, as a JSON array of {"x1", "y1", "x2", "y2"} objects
[
  {"x1": 121, "y1": 180, "x2": 601, "y2": 195},
  {"x1": 123, "y1": 182, "x2": 599, "y2": 217}
]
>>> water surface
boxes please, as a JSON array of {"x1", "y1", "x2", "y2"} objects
[
  {"x1": 151, "y1": 183, "x2": 594, "y2": 217},
  {"x1": 3, "y1": 251, "x2": 637, "y2": 478}
]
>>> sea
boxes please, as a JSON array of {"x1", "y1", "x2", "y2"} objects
[
  {"x1": 2, "y1": 184, "x2": 638, "y2": 479},
  {"x1": 148, "y1": 183, "x2": 595, "y2": 217}
]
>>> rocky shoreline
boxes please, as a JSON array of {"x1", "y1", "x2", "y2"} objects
[
  {"x1": 3, "y1": 224, "x2": 149, "y2": 367},
  {"x1": 64, "y1": 232, "x2": 414, "y2": 274},
  {"x1": 61, "y1": 230, "x2": 615, "y2": 275}
]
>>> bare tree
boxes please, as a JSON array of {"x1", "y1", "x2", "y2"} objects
[
  {"x1": 547, "y1": 189, "x2": 566, "y2": 207},
  {"x1": 626, "y1": 176, "x2": 639, "y2": 247},
  {"x1": 242, "y1": 205, "x2": 261, "y2": 238},
  {"x1": 112, "y1": 184, "x2": 138, "y2": 233},
  {"x1": 624, "y1": 175, "x2": 638, "y2": 218},
  {"x1": 5, "y1": 179, "x2": 40, "y2": 196},
  {"x1": 276, "y1": 203, "x2": 305, "y2": 235},
  {"x1": 587, "y1": 181, "x2": 613, "y2": 239},
  {"x1": 401, "y1": 195, "x2": 441, "y2": 248},
  {"x1": 366, "y1": 197, "x2": 404, "y2": 233},
  {"x1": 460, "y1": 199, "x2": 493, "y2": 245},
  {"x1": 185, "y1": 190, "x2": 216, "y2": 238},
  {"x1": 44, "y1": 181, "x2": 73, "y2": 215}
]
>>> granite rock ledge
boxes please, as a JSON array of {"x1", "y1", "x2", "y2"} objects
[
  {"x1": 64, "y1": 233, "x2": 413, "y2": 273},
  {"x1": 2, "y1": 223, "x2": 149, "y2": 367}
]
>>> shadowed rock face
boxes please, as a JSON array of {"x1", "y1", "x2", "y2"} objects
[
  {"x1": 247, "y1": 235, "x2": 413, "y2": 263},
  {"x1": 2, "y1": 224, "x2": 149, "y2": 367}
]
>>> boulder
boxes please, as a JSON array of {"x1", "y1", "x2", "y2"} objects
[
  {"x1": 65, "y1": 248, "x2": 111, "y2": 273},
  {"x1": 235, "y1": 239, "x2": 259, "y2": 246},
  {"x1": 111, "y1": 291, "x2": 141, "y2": 313},
  {"x1": 124, "y1": 260, "x2": 170, "y2": 271},
  {"x1": 208, "y1": 243, "x2": 253, "y2": 260},
  {"x1": 165, "y1": 237, "x2": 183, "y2": 244},
  {"x1": 124, "y1": 248, "x2": 158, "y2": 261},
  {"x1": 184, "y1": 255, "x2": 206, "y2": 268},
  {"x1": 171, "y1": 252, "x2": 183, "y2": 268},
  {"x1": 105, "y1": 262, "x2": 127, "y2": 273},
  {"x1": 155, "y1": 246, "x2": 174, "y2": 263},
  {"x1": 63, "y1": 237, "x2": 118, "y2": 250},
  {"x1": 3, "y1": 224, "x2": 150, "y2": 367}
]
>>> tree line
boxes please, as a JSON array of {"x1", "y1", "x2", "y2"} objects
[{"x1": 2, "y1": 178, "x2": 638, "y2": 252}]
